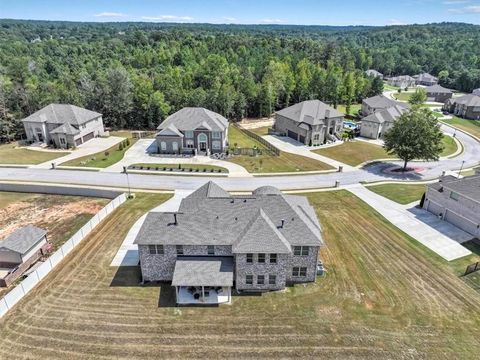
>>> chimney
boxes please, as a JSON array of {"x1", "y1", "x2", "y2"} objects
[{"x1": 173, "y1": 213, "x2": 178, "y2": 226}]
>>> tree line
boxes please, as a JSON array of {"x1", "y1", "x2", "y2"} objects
[{"x1": 0, "y1": 20, "x2": 479, "y2": 141}]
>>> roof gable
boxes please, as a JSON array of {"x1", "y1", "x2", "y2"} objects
[
  {"x1": 0, "y1": 225, "x2": 47, "y2": 255},
  {"x1": 275, "y1": 100, "x2": 344, "y2": 125},
  {"x1": 157, "y1": 107, "x2": 228, "y2": 132}
]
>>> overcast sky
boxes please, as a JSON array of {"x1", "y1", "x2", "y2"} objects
[{"x1": 0, "y1": 0, "x2": 479, "y2": 26}]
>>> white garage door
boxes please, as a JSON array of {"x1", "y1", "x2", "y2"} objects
[
  {"x1": 444, "y1": 210, "x2": 478, "y2": 236},
  {"x1": 426, "y1": 200, "x2": 443, "y2": 216}
]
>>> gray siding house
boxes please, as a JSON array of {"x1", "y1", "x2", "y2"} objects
[
  {"x1": 386, "y1": 75, "x2": 416, "y2": 88},
  {"x1": 273, "y1": 100, "x2": 344, "y2": 146},
  {"x1": 360, "y1": 105, "x2": 408, "y2": 139},
  {"x1": 22, "y1": 104, "x2": 105, "y2": 149},
  {"x1": 156, "y1": 107, "x2": 229, "y2": 155},
  {"x1": 443, "y1": 94, "x2": 480, "y2": 120},
  {"x1": 361, "y1": 95, "x2": 409, "y2": 116},
  {"x1": 414, "y1": 73, "x2": 438, "y2": 86},
  {"x1": 134, "y1": 182, "x2": 323, "y2": 305},
  {"x1": 423, "y1": 174, "x2": 480, "y2": 237},
  {"x1": 426, "y1": 84, "x2": 453, "y2": 103}
]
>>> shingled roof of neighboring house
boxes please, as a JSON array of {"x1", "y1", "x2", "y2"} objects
[
  {"x1": 157, "y1": 107, "x2": 229, "y2": 132},
  {"x1": 361, "y1": 105, "x2": 408, "y2": 124},
  {"x1": 437, "y1": 174, "x2": 480, "y2": 203},
  {"x1": 426, "y1": 84, "x2": 452, "y2": 94},
  {"x1": 415, "y1": 73, "x2": 438, "y2": 82},
  {"x1": 0, "y1": 225, "x2": 47, "y2": 255},
  {"x1": 275, "y1": 100, "x2": 344, "y2": 126},
  {"x1": 49, "y1": 123, "x2": 80, "y2": 136},
  {"x1": 22, "y1": 104, "x2": 102, "y2": 126},
  {"x1": 365, "y1": 69, "x2": 383, "y2": 77},
  {"x1": 448, "y1": 94, "x2": 480, "y2": 107},
  {"x1": 134, "y1": 182, "x2": 323, "y2": 250},
  {"x1": 389, "y1": 75, "x2": 415, "y2": 81},
  {"x1": 363, "y1": 95, "x2": 410, "y2": 110}
]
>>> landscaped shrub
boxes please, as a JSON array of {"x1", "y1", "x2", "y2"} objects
[
  {"x1": 119, "y1": 143, "x2": 124, "y2": 151},
  {"x1": 126, "y1": 138, "x2": 130, "y2": 146},
  {"x1": 104, "y1": 151, "x2": 109, "y2": 157}
]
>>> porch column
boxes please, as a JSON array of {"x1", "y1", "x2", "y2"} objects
[
  {"x1": 175, "y1": 286, "x2": 179, "y2": 304},
  {"x1": 202, "y1": 286, "x2": 205, "y2": 303},
  {"x1": 228, "y1": 287, "x2": 231, "y2": 303}
]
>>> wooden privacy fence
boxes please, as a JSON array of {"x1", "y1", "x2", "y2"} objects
[
  {"x1": 231, "y1": 123, "x2": 281, "y2": 156},
  {"x1": 464, "y1": 262, "x2": 480, "y2": 276},
  {"x1": 0, "y1": 193, "x2": 127, "y2": 319}
]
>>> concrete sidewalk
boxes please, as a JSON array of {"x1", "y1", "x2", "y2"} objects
[
  {"x1": 346, "y1": 184, "x2": 472, "y2": 261},
  {"x1": 110, "y1": 189, "x2": 191, "y2": 267}
]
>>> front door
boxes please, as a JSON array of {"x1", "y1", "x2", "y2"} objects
[
  {"x1": 199, "y1": 141, "x2": 207, "y2": 151},
  {"x1": 37, "y1": 133, "x2": 44, "y2": 142},
  {"x1": 198, "y1": 133, "x2": 208, "y2": 152}
]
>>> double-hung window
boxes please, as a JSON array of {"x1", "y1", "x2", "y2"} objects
[
  {"x1": 207, "y1": 245, "x2": 215, "y2": 255},
  {"x1": 292, "y1": 267, "x2": 307, "y2": 277},
  {"x1": 258, "y1": 253, "x2": 266, "y2": 263},
  {"x1": 246, "y1": 253, "x2": 253, "y2": 263},
  {"x1": 148, "y1": 245, "x2": 164, "y2": 255},
  {"x1": 293, "y1": 246, "x2": 309, "y2": 256},
  {"x1": 176, "y1": 245, "x2": 184, "y2": 255},
  {"x1": 185, "y1": 131, "x2": 194, "y2": 138},
  {"x1": 269, "y1": 254, "x2": 277, "y2": 264},
  {"x1": 257, "y1": 275, "x2": 265, "y2": 285},
  {"x1": 245, "y1": 274, "x2": 253, "y2": 285},
  {"x1": 269, "y1": 274, "x2": 276, "y2": 285},
  {"x1": 212, "y1": 131, "x2": 222, "y2": 139}
]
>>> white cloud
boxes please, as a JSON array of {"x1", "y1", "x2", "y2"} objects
[
  {"x1": 442, "y1": 0, "x2": 470, "y2": 4},
  {"x1": 141, "y1": 15, "x2": 194, "y2": 22},
  {"x1": 448, "y1": 4, "x2": 480, "y2": 13},
  {"x1": 223, "y1": 17, "x2": 237, "y2": 22},
  {"x1": 387, "y1": 19, "x2": 407, "y2": 25},
  {"x1": 94, "y1": 12, "x2": 127, "y2": 18},
  {"x1": 261, "y1": 18, "x2": 285, "y2": 24}
]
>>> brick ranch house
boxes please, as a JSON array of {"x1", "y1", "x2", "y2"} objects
[
  {"x1": 134, "y1": 182, "x2": 324, "y2": 305},
  {"x1": 22, "y1": 104, "x2": 105, "y2": 149}
]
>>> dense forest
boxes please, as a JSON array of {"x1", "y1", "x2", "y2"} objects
[{"x1": 0, "y1": 20, "x2": 479, "y2": 141}]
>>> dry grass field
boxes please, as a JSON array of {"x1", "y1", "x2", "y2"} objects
[{"x1": 0, "y1": 191, "x2": 479, "y2": 359}]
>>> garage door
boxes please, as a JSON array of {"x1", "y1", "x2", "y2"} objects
[
  {"x1": 426, "y1": 200, "x2": 443, "y2": 216},
  {"x1": 287, "y1": 130, "x2": 298, "y2": 141},
  {"x1": 75, "y1": 138, "x2": 83, "y2": 146},
  {"x1": 82, "y1": 132, "x2": 94, "y2": 143},
  {"x1": 444, "y1": 210, "x2": 478, "y2": 236}
]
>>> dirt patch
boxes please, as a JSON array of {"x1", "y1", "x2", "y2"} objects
[{"x1": 238, "y1": 117, "x2": 274, "y2": 129}]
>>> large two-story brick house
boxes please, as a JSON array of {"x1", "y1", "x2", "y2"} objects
[{"x1": 134, "y1": 182, "x2": 323, "y2": 305}]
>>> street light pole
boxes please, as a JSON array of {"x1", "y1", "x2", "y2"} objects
[
  {"x1": 123, "y1": 166, "x2": 131, "y2": 198},
  {"x1": 458, "y1": 160, "x2": 465, "y2": 179}
]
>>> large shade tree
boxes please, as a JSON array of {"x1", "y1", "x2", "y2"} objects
[{"x1": 383, "y1": 108, "x2": 444, "y2": 171}]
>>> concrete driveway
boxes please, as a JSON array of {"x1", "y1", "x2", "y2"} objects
[
  {"x1": 347, "y1": 184, "x2": 472, "y2": 261},
  {"x1": 105, "y1": 139, "x2": 252, "y2": 177},
  {"x1": 32, "y1": 137, "x2": 124, "y2": 169}
]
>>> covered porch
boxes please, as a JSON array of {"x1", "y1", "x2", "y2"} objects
[{"x1": 171, "y1": 256, "x2": 233, "y2": 305}]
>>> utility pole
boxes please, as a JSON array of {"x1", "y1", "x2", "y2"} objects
[
  {"x1": 458, "y1": 160, "x2": 465, "y2": 179},
  {"x1": 123, "y1": 166, "x2": 131, "y2": 198}
]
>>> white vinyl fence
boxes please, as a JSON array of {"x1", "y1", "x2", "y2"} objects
[{"x1": 0, "y1": 193, "x2": 127, "y2": 318}]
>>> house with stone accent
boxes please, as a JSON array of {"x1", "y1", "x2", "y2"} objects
[
  {"x1": 426, "y1": 84, "x2": 453, "y2": 103},
  {"x1": 423, "y1": 173, "x2": 480, "y2": 238},
  {"x1": 22, "y1": 104, "x2": 105, "y2": 149},
  {"x1": 360, "y1": 105, "x2": 408, "y2": 139},
  {"x1": 361, "y1": 95, "x2": 409, "y2": 116},
  {"x1": 414, "y1": 73, "x2": 438, "y2": 86},
  {"x1": 134, "y1": 182, "x2": 323, "y2": 305},
  {"x1": 273, "y1": 100, "x2": 344, "y2": 145},
  {"x1": 155, "y1": 107, "x2": 229, "y2": 155},
  {"x1": 443, "y1": 94, "x2": 480, "y2": 120}
]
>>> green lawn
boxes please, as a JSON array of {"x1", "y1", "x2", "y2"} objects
[
  {"x1": 366, "y1": 183, "x2": 426, "y2": 204},
  {"x1": 336, "y1": 103, "x2": 361, "y2": 116},
  {"x1": 313, "y1": 141, "x2": 394, "y2": 166},
  {"x1": 441, "y1": 135, "x2": 458, "y2": 157},
  {"x1": 228, "y1": 125, "x2": 333, "y2": 173},
  {"x1": 392, "y1": 92, "x2": 413, "y2": 102},
  {"x1": 442, "y1": 116, "x2": 480, "y2": 140},
  {"x1": 248, "y1": 126, "x2": 270, "y2": 136},
  {"x1": 129, "y1": 163, "x2": 228, "y2": 173},
  {"x1": 0, "y1": 143, "x2": 69, "y2": 165},
  {"x1": 60, "y1": 139, "x2": 135, "y2": 168}
]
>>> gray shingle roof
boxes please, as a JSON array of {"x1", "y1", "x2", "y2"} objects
[
  {"x1": 22, "y1": 104, "x2": 101, "y2": 126},
  {"x1": 365, "y1": 69, "x2": 383, "y2": 77},
  {"x1": 49, "y1": 123, "x2": 80, "y2": 136},
  {"x1": 232, "y1": 209, "x2": 292, "y2": 253},
  {"x1": 0, "y1": 225, "x2": 47, "y2": 255},
  {"x1": 156, "y1": 124, "x2": 184, "y2": 137},
  {"x1": 415, "y1": 73, "x2": 438, "y2": 82},
  {"x1": 134, "y1": 183, "x2": 323, "y2": 249},
  {"x1": 438, "y1": 174, "x2": 480, "y2": 203},
  {"x1": 252, "y1": 186, "x2": 282, "y2": 196},
  {"x1": 361, "y1": 105, "x2": 407, "y2": 124},
  {"x1": 389, "y1": 75, "x2": 415, "y2": 81},
  {"x1": 362, "y1": 95, "x2": 409, "y2": 110},
  {"x1": 426, "y1": 84, "x2": 452, "y2": 94},
  {"x1": 449, "y1": 94, "x2": 480, "y2": 107},
  {"x1": 171, "y1": 256, "x2": 233, "y2": 286},
  {"x1": 157, "y1": 107, "x2": 229, "y2": 132},
  {"x1": 275, "y1": 100, "x2": 344, "y2": 126}
]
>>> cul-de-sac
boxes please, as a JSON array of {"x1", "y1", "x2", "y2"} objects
[{"x1": 0, "y1": 2, "x2": 479, "y2": 359}]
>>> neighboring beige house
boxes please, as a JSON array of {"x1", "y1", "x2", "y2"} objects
[
  {"x1": 414, "y1": 73, "x2": 438, "y2": 86},
  {"x1": 361, "y1": 95, "x2": 409, "y2": 116},
  {"x1": 365, "y1": 69, "x2": 383, "y2": 78},
  {"x1": 386, "y1": 75, "x2": 416, "y2": 88},
  {"x1": 360, "y1": 105, "x2": 408, "y2": 139},
  {"x1": 0, "y1": 225, "x2": 49, "y2": 287},
  {"x1": 274, "y1": 100, "x2": 344, "y2": 145},
  {"x1": 443, "y1": 94, "x2": 480, "y2": 120},
  {"x1": 22, "y1": 104, "x2": 105, "y2": 148},
  {"x1": 426, "y1": 84, "x2": 453, "y2": 103},
  {"x1": 423, "y1": 174, "x2": 480, "y2": 238}
]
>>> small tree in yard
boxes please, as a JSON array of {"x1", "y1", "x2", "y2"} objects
[
  {"x1": 383, "y1": 108, "x2": 444, "y2": 172},
  {"x1": 409, "y1": 88, "x2": 427, "y2": 105}
]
